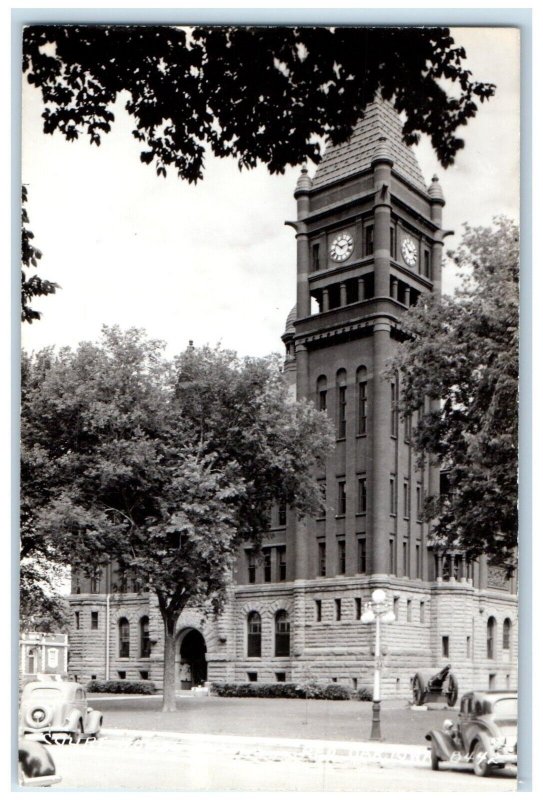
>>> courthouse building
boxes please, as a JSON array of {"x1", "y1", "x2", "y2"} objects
[{"x1": 68, "y1": 100, "x2": 517, "y2": 696}]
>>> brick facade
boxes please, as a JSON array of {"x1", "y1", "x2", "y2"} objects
[{"x1": 68, "y1": 100, "x2": 517, "y2": 698}]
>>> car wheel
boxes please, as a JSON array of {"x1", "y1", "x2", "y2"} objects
[
  {"x1": 472, "y1": 742, "x2": 491, "y2": 777},
  {"x1": 430, "y1": 746, "x2": 440, "y2": 771},
  {"x1": 71, "y1": 720, "x2": 83, "y2": 744}
]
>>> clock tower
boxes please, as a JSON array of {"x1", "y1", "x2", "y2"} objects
[
  {"x1": 283, "y1": 99, "x2": 445, "y2": 588},
  {"x1": 67, "y1": 99, "x2": 517, "y2": 697}
]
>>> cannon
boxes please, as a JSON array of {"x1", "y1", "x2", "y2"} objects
[{"x1": 411, "y1": 664, "x2": 458, "y2": 707}]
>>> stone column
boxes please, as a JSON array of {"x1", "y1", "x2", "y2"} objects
[
  {"x1": 322, "y1": 288, "x2": 329, "y2": 312},
  {"x1": 428, "y1": 175, "x2": 445, "y2": 297},
  {"x1": 436, "y1": 553, "x2": 443, "y2": 581},
  {"x1": 293, "y1": 165, "x2": 312, "y2": 318},
  {"x1": 372, "y1": 138, "x2": 393, "y2": 298},
  {"x1": 296, "y1": 230, "x2": 310, "y2": 318},
  {"x1": 358, "y1": 277, "x2": 366, "y2": 301},
  {"x1": 340, "y1": 282, "x2": 347, "y2": 307},
  {"x1": 371, "y1": 318, "x2": 392, "y2": 575},
  {"x1": 294, "y1": 343, "x2": 310, "y2": 579}
]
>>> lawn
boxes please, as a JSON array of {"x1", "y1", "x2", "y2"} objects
[{"x1": 89, "y1": 694, "x2": 452, "y2": 746}]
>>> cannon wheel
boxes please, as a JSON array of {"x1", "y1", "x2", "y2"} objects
[
  {"x1": 412, "y1": 672, "x2": 426, "y2": 706},
  {"x1": 446, "y1": 673, "x2": 458, "y2": 707}
]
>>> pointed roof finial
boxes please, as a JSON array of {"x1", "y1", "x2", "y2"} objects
[
  {"x1": 428, "y1": 174, "x2": 445, "y2": 202},
  {"x1": 295, "y1": 162, "x2": 313, "y2": 192},
  {"x1": 371, "y1": 135, "x2": 393, "y2": 167}
]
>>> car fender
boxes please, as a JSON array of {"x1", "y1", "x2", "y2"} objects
[
  {"x1": 470, "y1": 730, "x2": 499, "y2": 762},
  {"x1": 84, "y1": 709, "x2": 102, "y2": 735},
  {"x1": 19, "y1": 739, "x2": 57, "y2": 782},
  {"x1": 425, "y1": 730, "x2": 458, "y2": 762},
  {"x1": 65, "y1": 708, "x2": 82, "y2": 732}
]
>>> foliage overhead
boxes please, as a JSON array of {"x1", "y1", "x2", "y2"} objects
[
  {"x1": 390, "y1": 217, "x2": 518, "y2": 570},
  {"x1": 21, "y1": 186, "x2": 59, "y2": 322},
  {"x1": 23, "y1": 25, "x2": 495, "y2": 181}
]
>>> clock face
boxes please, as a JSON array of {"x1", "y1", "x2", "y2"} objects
[
  {"x1": 329, "y1": 232, "x2": 354, "y2": 263},
  {"x1": 401, "y1": 237, "x2": 418, "y2": 267}
]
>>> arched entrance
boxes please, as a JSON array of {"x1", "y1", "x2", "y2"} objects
[{"x1": 177, "y1": 629, "x2": 207, "y2": 689}]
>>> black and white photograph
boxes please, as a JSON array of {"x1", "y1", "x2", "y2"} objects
[{"x1": 15, "y1": 14, "x2": 525, "y2": 793}]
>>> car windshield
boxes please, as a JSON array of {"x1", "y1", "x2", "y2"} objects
[
  {"x1": 28, "y1": 687, "x2": 62, "y2": 699},
  {"x1": 493, "y1": 697, "x2": 517, "y2": 719}
]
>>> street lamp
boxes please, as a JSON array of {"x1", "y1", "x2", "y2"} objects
[{"x1": 361, "y1": 588, "x2": 395, "y2": 741}]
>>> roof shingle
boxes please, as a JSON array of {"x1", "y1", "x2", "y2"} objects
[{"x1": 312, "y1": 100, "x2": 427, "y2": 193}]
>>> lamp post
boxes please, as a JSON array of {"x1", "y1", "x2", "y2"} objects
[{"x1": 361, "y1": 588, "x2": 395, "y2": 741}]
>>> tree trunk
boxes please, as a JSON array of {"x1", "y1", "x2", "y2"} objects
[{"x1": 161, "y1": 614, "x2": 178, "y2": 712}]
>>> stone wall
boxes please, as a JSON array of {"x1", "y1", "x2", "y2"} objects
[{"x1": 68, "y1": 576, "x2": 517, "y2": 699}]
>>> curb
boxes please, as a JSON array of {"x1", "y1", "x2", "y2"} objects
[{"x1": 99, "y1": 728, "x2": 431, "y2": 767}]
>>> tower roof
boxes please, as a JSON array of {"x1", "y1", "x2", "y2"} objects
[
  {"x1": 312, "y1": 100, "x2": 427, "y2": 193},
  {"x1": 283, "y1": 305, "x2": 297, "y2": 336}
]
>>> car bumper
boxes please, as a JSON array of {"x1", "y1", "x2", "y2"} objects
[
  {"x1": 21, "y1": 773, "x2": 62, "y2": 787},
  {"x1": 489, "y1": 754, "x2": 517, "y2": 767},
  {"x1": 23, "y1": 729, "x2": 75, "y2": 742}
]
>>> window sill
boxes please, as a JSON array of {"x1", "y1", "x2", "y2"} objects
[
  {"x1": 356, "y1": 433, "x2": 367, "y2": 439},
  {"x1": 336, "y1": 437, "x2": 346, "y2": 443},
  {"x1": 355, "y1": 512, "x2": 366, "y2": 517}
]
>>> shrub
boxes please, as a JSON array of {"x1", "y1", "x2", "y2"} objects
[
  {"x1": 322, "y1": 684, "x2": 352, "y2": 700},
  {"x1": 355, "y1": 685, "x2": 373, "y2": 701},
  {"x1": 209, "y1": 682, "x2": 354, "y2": 700},
  {"x1": 86, "y1": 679, "x2": 156, "y2": 694}
]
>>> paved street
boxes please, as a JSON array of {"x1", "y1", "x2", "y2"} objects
[{"x1": 43, "y1": 732, "x2": 517, "y2": 791}]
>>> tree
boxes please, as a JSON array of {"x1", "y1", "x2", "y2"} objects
[
  {"x1": 20, "y1": 560, "x2": 70, "y2": 634},
  {"x1": 390, "y1": 217, "x2": 518, "y2": 570},
  {"x1": 21, "y1": 186, "x2": 59, "y2": 322},
  {"x1": 23, "y1": 25, "x2": 495, "y2": 183},
  {"x1": 21, "y1": 328, "x2": 333, "y2": 710}
]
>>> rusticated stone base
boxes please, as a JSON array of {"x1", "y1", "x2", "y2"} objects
[{"x1": 68, "y1": 577, "x2": 517, "y2": 699}]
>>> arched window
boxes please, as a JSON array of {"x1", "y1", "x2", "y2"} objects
[
  {"x1": 140, "y1": 616, "x2": 150, "y2": 658},
  {"x1": 356, "y1": 366, "x2": 368, "y2": 435},
  {"x1": 275, "y1": 610, "x2": 290, "y2": 657},
  {"x1": 503, "y1": 618, "x2": 512, "y2": 650},
  {"x1": 316, "y1": 375, "x2": 327, "y2": 412},
  {"x1": 118, "y1": 617, "x2": 130, "y2": 658},
  {"x1": 486, "y1": 616, "x2": 496, "y2": 659},
  {"x1": 247, "y1": 611, "x2": 262, "y2": 657},
  {"x1": 336, "y1": 370, "x2": 347, "y2": 438}
]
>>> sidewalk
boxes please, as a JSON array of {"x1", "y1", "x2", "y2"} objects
[{"x1": 99, "y1": 726, "x2": 431, "y2": 768}]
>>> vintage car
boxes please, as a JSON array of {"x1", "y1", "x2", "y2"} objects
[
  {"x1": 20, "y1": 677, "x2": 103, "y2": 743},
  {"x1": 18, "y1": 739, "x2": 61, "y2": 787},
  {"x1": 425, "y1": 690, "x2": 517, "y2": 777}
]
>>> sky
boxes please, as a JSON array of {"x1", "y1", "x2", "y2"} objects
[{"x1": 20, "y1": 26, "x2": 520, "y2": 361}]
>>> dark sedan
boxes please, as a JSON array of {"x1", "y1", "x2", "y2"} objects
[{"x1": 425, "y1": 690, "x2": 517, "y2": 777}]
